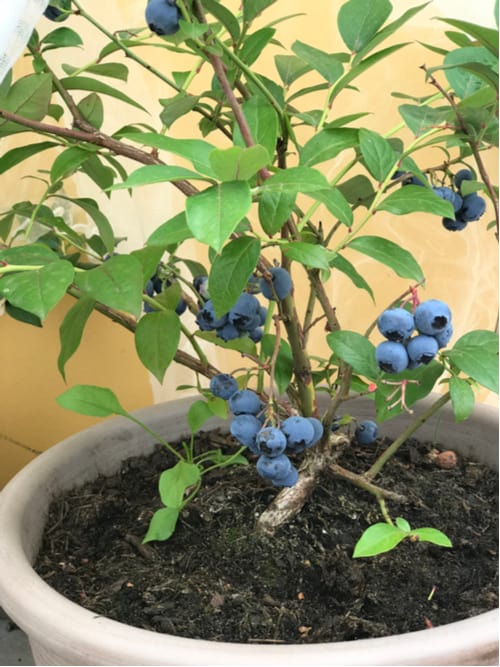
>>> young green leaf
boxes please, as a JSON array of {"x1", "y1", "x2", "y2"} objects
[
  {"x1": 449, "y1": 377, "x2": 476, "y2": 422},
  {"x1": 143, "y1": 506, "x2": 180, "y2": 543},
  {"x1": 56, "y1": 384, "x2": 128, "y2": 417},
  {"x1": 353, "y1": 522, "x2": 407, "y2": 558},
  {"x1": 158, "y1": 461, "x2": 201, "y2": 508},
  {"x1": 58, "y1": 296, "x2": 96, "y2": 380},
  {"x1": 409, "y1": 527, "x2": 452, "y2": 548},
  {"x1": 337, "y1": 0, "x2": 392, "y2": 53},
  {"x1": 359, "y1": 128, "x2": 397, "y2": 181},
  {"x1": 187, "y1": 400, "x2": 217, "y2": 434},
  {"x1": 258, "y1": 190, "x2": 296, "y2": 236}
]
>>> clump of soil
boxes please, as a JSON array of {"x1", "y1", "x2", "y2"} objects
[{"x1": 35, "y1": 432, "x2": 498, "y2": 644}]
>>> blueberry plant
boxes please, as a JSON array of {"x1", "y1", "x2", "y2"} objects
[{"x1": 0, "y1": 0, "x2": 498, "y2": 554}]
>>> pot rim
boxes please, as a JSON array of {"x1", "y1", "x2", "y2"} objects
[{"x1": 0, "y1": 396, "x2": 498, "y2": 665}]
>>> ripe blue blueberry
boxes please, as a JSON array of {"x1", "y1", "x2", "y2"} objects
[
  {"x1": 432, "y1": 186, "x2": 463, "y2": 212},
  {"x1": 272, "y1": 465, "x2": 299, "y2": 487},
  {"x1": 442, "y1": 217, "x2": 468, "y2": 232},
  {"x1": 406, "y1": 334, "x2": 439, "y2": 365},
  {"x1": 306, "y1": 417, "x2": 324, "y2": 446},
  {"x1": 193, "y1": 276, "x2": 209, "y2": 301},
  {"x1": 355, "y1": 420, "x2": 378, "y2": 445},
  {"x1": 230, "y1": 415, "x2": 262, "y2": 454},
  {"x1": 259, "y1": 267, "x2": 293, "y2": 301},
  {"x1": 249, "y1": 327, "x2": 263, "y2": 343},
  {"x1": 145, "y1": 0, "x2": 181, "y2": 36},
  {"x1": 215, "y1": 322, "x2": 240, "y2": 341},
  {"x1": 228, "y1": 293, "x2": 261, "y2": 332},
  {"x1": 414, "y1": 299, "x2": 451, "y2": 336},
  {"x1": 228, "y1": 389, "x2": 263, "y2": 416},
  {"x1": 256, "y1": 453, "x2": 292, "y2": 481},
  {"x1": 402, "y1": 173, "x2": 427, "y2": 187},
  {"x1": 256, "y1": 427, "x2": 287, "y2": 457},
  {"x1": 209, "y1": 373, "x2": 238, "y2": 400},
  {"x1": 43, "y1": 5, "x2": 65, "y2": 20},
  {"x1": 434, "y1": 323, "x2": 453, "y2": 349},
  {"x1": 458, "y1": 193, "x2": 486, "y2": 222},
  {"x1": 375, "y1": 341, "x2": 409, "y2": 374},
  {"x1": 281, "y1": 416, "x2": 315, "y2": 452},
  {"x1": 454, "y1": 168, "x2": 474, "y2": 189},
  {"x1": 377, "y1": 307, "x2": 415, "y2": 342},
  {"x1": 196, "y1": 300, "x2": 227, "y2": 331}
]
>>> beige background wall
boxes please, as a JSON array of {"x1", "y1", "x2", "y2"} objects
[{"x1": 1, "y1": 0, "x2": 497, "y2": 486}]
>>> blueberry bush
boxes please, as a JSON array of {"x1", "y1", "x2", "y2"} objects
[{"x1": 0, "y1": 0, "x2": 498, "y2": 552}]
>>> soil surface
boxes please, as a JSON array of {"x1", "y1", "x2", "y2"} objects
[{"x1": 35, "y1": 430, "x2": 498, "y2": 644}]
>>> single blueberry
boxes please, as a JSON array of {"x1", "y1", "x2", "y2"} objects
[
  {"x1": 355, "y1": 420, "x2": 378, "y2": 445},
  {"x1": 434, "y1": 323, "x2": 453, "y2": 349},
  {"x1": 216, "y1": 322, "x2": 240, "y2": 341},
  {"x1": 454, "y1": 168, "x2": 474, "y2": 189},
  {"x1": 377, "y1": 307, "x2": 415, "y2": 342},
  {"x1": 270, "y1": 465, "x2": 299, "y2": 487},
  {"x1": 458, "y1": 193, "x2": 486, "y2": 222},
  {"x1": 259, "y1": 267, "x2": 293, "y2": 301},
  {"x1": 281, "y1": 416, "x2": 315, "y2": 452},
  {"x1": 145, "y1": 0, "x2": 181, "y2": 36},
  {"x1": 256, "y1": 454, "x2": 292, "y2": 481},
  {"x1": 432, "y1": 186, "x2": 463, "y2": 212},
  {"x1": 414, "y1": 299, "x2": 451, "y2": 335},
  {"x1": 406, "y1": 334, "x2": 439, "y2": 365},
  {"x1": 375, "y1": 341, "x2": 409, "y2": 374},
  {"x1": 306, "y1": 417, "x2": 324, "y2": 446},
  {"x1": 228, "y1": 389, "x2": 263, "y2": 416},
  {"x1": 255, "y1": 427, "x2": 288, "y2": 457},
  {"x1": 230, "y1": 415, "x2": 262, "y2": 453},
  {"x1": 196, "y1": 300, "x2": 227, "y2": 331},
  {"x1": 442, "y1": 217, "x2": 468, "y2": 232},
  {"x1": 209, "y1": 373, "x2": 238, "y2": 400},
  {"x1": 228, "y1": 293, "x2": 261, "y2": 332},
  {"x1": 249, "y1": 327, "x2": 263, "y2": 343}
]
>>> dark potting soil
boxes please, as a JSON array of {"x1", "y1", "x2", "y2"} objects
[{"x1": 35, "y1": 430, "x2": 498, "y2": 644}]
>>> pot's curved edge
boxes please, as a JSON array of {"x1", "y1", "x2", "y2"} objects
[{"x1": 0, "y1": 395, "x2": 498, "y2": 666}]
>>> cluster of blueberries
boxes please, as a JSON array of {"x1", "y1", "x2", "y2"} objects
[
  {"x1": 375, "y1": 299, "x2": 452, "y2": 374},
  {"x1": 209, "y1": 373, "x2": 324, "y2": 487},
  {"x1": 195, "y1": 267, "x2": 292, "y2": 342},
  {"x1": 395, "y1": 168, "x2": 487, "y2": 231},
  {"x1": 144, "y1": 271, "x2": 187, "y2": 315}
]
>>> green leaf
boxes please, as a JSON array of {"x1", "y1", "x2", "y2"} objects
[
  {"x1": 327, "y1": 330, "x2": 378, "y2": 378},
  {"x1": 0, "y1": 73, "x2": 52, "y2": 137},
  {"x1": 50, "y1": 146, "x2": 93, "y2": 183},
  {"x1": 359, "y1": 128, "x2": 397, "y2": 181},
  {"x1": 203, "y1": 0, "x2": 240, "y2": 41},
  {"x1": 330, "y1": 254, "x2": 374, "y2": 301},
  {"x1": 437, "y1": 18, "x2": 499, "y2": 57},
  {"x1": 291, "y1": 41, "x2": 343, "y2": 84},
  {"x1": 159, "y1": 93, "x2": 200, "y2": 129},
  {"x1": 282, "y1": 242, "x2": 332, "y2": 270},
  {"x1": 446, "y1": 330, "x2": 499, "y2": 393},
  {"x1": 258, "y1": 190, "x2": 296, "y2": 236},
  {"x1": 185, "y1": 181, "x2": 252, "y2": 253},
  {"x1": 0, "y1": 243, "x2": 59, "y2": 265},
  {"x1": 56, "y1": 384, "x2": 128, "y2": 417},
  {"x1": 4, "y1": 302, "x2": 42, "y2": 327},
  {"x1": 120, "y1": 132, "x2": 217, "y2": 176},
  {"x1": 409, "y1": 527, "x2": 452, "y2": 548},
  {"x1": 262, "y1": 166, "x2": 330, "y2": 195},
  {"x1": 353, "y1": 523, "x2": 407, "y2": 558},
  {"x1": 62, "y1": 62, "x2": 129, "y2": 82},
  {"x1": 443, "y1": 46, "x2": 498, "y2": 99},
  {"x1": 274, "y1": 55, "x2": 311, "y2": 86},
  {"x1": 300, "y1": 128, "x2": 359, "y2": 167},
  {"x1": 378, "y1": 185, "x2": 454, "y2": 218},
  {"x1": 109, "y1": 164, "x2": 210, "y2": 190},
  {"x1": 398, "y1": 104, "x2": 452, "y2": 136},
  {"x1": 240, "y1": 28, "x2": 276, "y2": 67},
  {"x1": 143, "y1": 506, "x2": 180, "y2": 543},
  {"x1": 130, "y1": 246, "x2": 165, "y2": 287},
  {"x1": 209, "y1": 145, "x2": 270, "y2": 181},
  {"x1": 58, "y1": 296, "x2": 96, "y2": 380},
  {"x1": 0, "y1": 141, "x2": 58, "y2": 175},
  {"x1": 196, "y1": 330, "x2": 257, "y2": 355},
  {"x1": 209, "y1": 237, "x2": 261, "y2": 317},
  {"x1": 77, "y1": 93, "x2": 104, "y2": 129},
  {"x1": 337, "y1": 174, "x2": 375, "y2": 207},
  {"x1": 60, "y1": 196, "x2": 115, "y2": 256},
  {"x1": 261, "y1": 335, "x2": 294, "y2": 395},
  {"x1": 187, "y1": 400, "x2": 216, "y2": 434},
  {"x1": 243, "y1": 0, "x2": 277, "y2": 24},
  {"x1": 41, "y1": 26, "x2": 83, "y2": 48},
  {"x1": 449, "y1": 377, "x2": 476, "y2": 422},
  {"x1": 0, "y1": 261, "x2": 74, "y2": 320},
  {"x1": 395, "y1": 517, "x2": 411, "y2": 532},
  {"x1": 332, "y1": 44, "x2": 409, "y2": 97},
  {"x1": 146, "y1": 211, "x2": 193, "y2": 248},
  {"x1": 74, "y1": 254, "x2": 144, "y2": 318},
  {"x1": 338, "y1": 0, "x2": 392, "y2": 52},
  {"x1": 158, "y1": 461, "x2": 201, "y2": 508},
  {"x1": 60, "y1": 76, "x2": 147, "y2": 112},
  {"x1": 348, "y1": 235, "x2": 424, "y2": 282},
  {"x1": 135, "y1": 310, "x2": 181, "y2": 383},
  {"x1": 308, "y1": 188, "x2": 353, "y2": 226},
  {"x1": 233, "y1": 96, "x2": 279, "y2": 160}
]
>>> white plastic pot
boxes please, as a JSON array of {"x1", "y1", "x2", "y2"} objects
[{"x1": 0, "y1": 396, "x2": 497, "y2": 666}]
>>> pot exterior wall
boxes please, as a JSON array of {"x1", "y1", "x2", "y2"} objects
[{"x1": 0, "y1": 396, "x2": 498, "y2": 666}]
